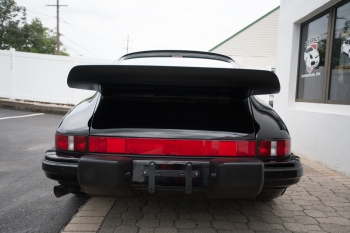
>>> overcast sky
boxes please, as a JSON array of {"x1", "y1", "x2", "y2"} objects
[{"x1": 15, "y1": 0, "x2": 280, "y2": 60}]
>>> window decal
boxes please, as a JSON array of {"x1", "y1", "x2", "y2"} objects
[{"x1": 304, "y1": 37, "x2": 321, "y2": 74}]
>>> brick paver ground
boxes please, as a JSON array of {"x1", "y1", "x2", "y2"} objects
[{"x1": 61, "y1": 155, "x2": 350, "y2": 233}]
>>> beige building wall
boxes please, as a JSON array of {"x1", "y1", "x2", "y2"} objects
[{"x1": 210, "y1": 7, "x2": 279, "y2": 70}]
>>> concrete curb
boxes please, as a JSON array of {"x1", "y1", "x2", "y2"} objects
[
  {"x1": 0, "y1": 99, "x2": 72, "y2": 115},
  {"x1": 60, "y1": 197, "x2": 117, "y2": 233}
]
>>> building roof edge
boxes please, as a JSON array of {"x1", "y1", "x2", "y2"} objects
[{"x1": 208, "y1": 6, "x2": 280, "y2": 52}]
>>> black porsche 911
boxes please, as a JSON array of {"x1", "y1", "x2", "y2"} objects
[{"x1": 42, "y1": 50, "x2": 303, "y2": 200}]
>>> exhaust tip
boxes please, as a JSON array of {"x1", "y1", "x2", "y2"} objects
[{"x1": 54, "y1": 185, "x2": 70, "y2": 198}]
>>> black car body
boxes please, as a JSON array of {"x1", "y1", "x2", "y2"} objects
[{"x1": 42, "y1": 50, "x2": 303, "y2": 199}]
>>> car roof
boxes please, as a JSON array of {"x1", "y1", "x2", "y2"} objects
[{"x1": 117, "y1": 50, "x2": 237, "y2": 66}]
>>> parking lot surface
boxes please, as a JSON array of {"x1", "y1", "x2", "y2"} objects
[
  {"x1": 61, "y1": 156, "x2": 350, "y2": 233},
  {"x1": 0, "y1": 108, "x2": 87, "y2": 233}
]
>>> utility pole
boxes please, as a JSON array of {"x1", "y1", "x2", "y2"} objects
[
  {"x1": 47, "y1": 0, "x2": 67, "y2": 55},
  {"x1": 126, "y1": 34, "x2": 129, "y2": 53},
  {"x1": 124, "y1": 34, "x2": 132, "y2": 54}
]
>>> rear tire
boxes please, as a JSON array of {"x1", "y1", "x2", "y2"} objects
[{"x1": 255, "y1": 188, "x2": 286, "y2": 200}]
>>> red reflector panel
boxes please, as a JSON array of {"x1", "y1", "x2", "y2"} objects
[
  {"x1": 237, "y1": 141, "x2": 256, "y2": 156},
  {"x1": 88, "y1": 136, "x2": 256, "y2": 157},
  {"x1": 258, "y1": 141, "x2": 271, "y2": 156},
  {"x1": 89, "y1": 137, "x2": 106, "y2": 152},
  {"x1": 218, "y1": 141, "x2": 255, "y2": 156},
  {"x1": 107, "y1": 138, "x2": 125, "y2": 153},
  {"x1": 89, "y1": 137, "x2": 125, "y2": 153},
  {"x1": 74, "y1": 136, "x2": 87, "y2": 152},
  {"x1": 56, "y1": 134, "x2": 68, "y2": 151},
  {"x1": 125, "y1": 139, "x2": 218, "y2": 156},
  {"x1": 277, "y1": 140, "x2": 291, "y2": 156},
  {"x1": 218, "y1": 141, "x2": 237, "y2": 156}
]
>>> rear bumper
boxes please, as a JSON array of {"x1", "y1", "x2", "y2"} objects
[{"x1": 42, "y1": 151, "x2": 303, "y2": 198}]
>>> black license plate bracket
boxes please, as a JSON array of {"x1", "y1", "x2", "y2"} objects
[{"x1": 146, "y1": 161, "x2": 199, "y2": 194}]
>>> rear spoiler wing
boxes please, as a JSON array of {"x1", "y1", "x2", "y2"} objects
[{"x1": 67, "y1": 65, "x2": 280, "y2": 96}]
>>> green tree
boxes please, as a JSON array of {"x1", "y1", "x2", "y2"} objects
[
  {"x1": 0, "y1": 0, "x2": 69, "y2": 55},
  {"x1": 0, "y1": 0, "x2": 26, "y2": 50},
  {"x1": 21, "y1": 18, "x2": 69, "y2": 56}
]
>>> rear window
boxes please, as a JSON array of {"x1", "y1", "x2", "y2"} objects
[{"x1": 119, "y1": 57, "x2": 235, "y2": 68}]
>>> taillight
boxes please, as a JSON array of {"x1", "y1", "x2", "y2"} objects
[
  {"x1": 56, "y1": 134, "x2": 68, "y2": 151},
  {"x1": 55, "y1": 134, "x2": 87, "y2": 152},
  {"x1": 74, "y1": 136, "x2": 87, "y2": 152},
  {"x1": 218, "y1": 141, "x2": 256, "y2": 156},
  {"x1": 89, "y1": 137, "x2": 125, "y2": 153},
  {"x1": 55, "y1": 134, "x2": 290, "y2": 158},
  {"x1": 258, "y1": 140, "x2": 291, "y2": 157},
  {"x1": 88, "y1": 137, "x2": 256, "y2": 157}
]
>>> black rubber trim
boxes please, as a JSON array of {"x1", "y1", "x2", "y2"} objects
[
  {"x1": 42, "y1": 158, "x2": 78, "y2": 182},
  {"x1": 43, "y1": 152, "x2": 303, "y2": 189},
  {"x1": 42, "y1": 159, "x2": 78, "y2": 175}
]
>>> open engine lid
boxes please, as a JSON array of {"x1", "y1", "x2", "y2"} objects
[{"x1": 67, "y1": 65, "x2": 280, "y2": 96}]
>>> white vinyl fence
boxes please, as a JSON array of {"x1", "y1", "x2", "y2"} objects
[
  {"x1": 0, "y1": 49, "x2": 114, "y2": 104},
  {"x1": 0, "y1": 49, "x2": 273, "y2": 106}
]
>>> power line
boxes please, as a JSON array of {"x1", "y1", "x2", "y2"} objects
[
  {"x1": 6, "y1": 36, "x2": 55, "y2": 41},
  {"x1": 5, "y1": 26, "x2": 102, "y2": 58},
  {"x1": 59, "y1": 12, "x2": 123, "y2": 48},
  {"x1": 62, "y1": 35, "x2": 103, "y2": 58},
  {"x1": 5, "y1": 28, "x2": 69, "y2": 53},
  {"x1": 26, "y1": 10, "x2": 54, "y2": 18},
  {"x1": 42, "y1": 16, "x2": 57, "y2": 21},
  {"x1": 5, "y1": 27, "x2": 45, "y2": 37},
  {"x1": 27, "y1": 6, "x2": 46, "y2": 11},
  {"x1": 60, "y1": 17, "x2": 112, "y2": 55},
  {"x1": 63, "y1": 44, "x2": 83, "y2": 55}
]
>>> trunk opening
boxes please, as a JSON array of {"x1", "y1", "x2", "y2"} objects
[{"x1": 91, "y1": 87, "x2": 255, "y2": 139}]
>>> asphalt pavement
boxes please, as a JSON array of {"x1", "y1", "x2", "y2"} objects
[{"x1": 0, "y1": 108, "x2": 88, "y2": 233}]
